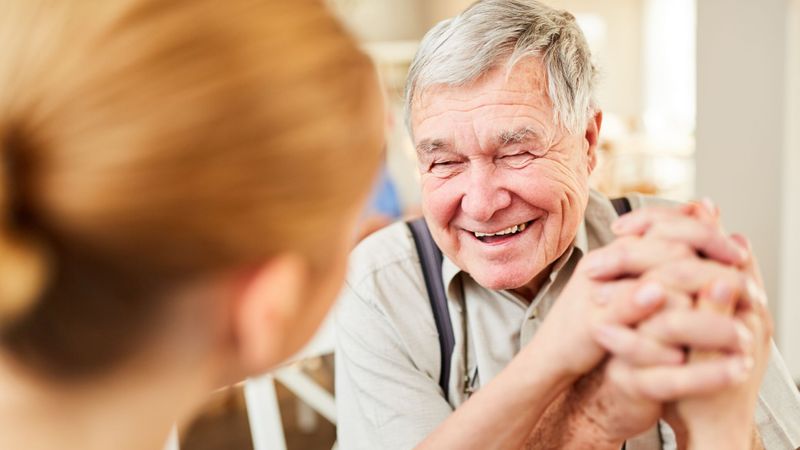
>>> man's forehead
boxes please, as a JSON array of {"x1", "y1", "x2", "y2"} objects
[
  {"x1": 414, "y1": 57, "x2": 549, "y2": 107},
  {"x1": 411, "y1": 57, "x2": 553, "y2": 130}
]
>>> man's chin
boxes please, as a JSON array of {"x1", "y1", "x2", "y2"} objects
[{"x1": 467, "y1": 269, "x2": 536, "y2": 293}]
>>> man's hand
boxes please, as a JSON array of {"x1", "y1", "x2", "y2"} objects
[{"x1": 527, "y1": 236, "x2": 687, "y2": 383}]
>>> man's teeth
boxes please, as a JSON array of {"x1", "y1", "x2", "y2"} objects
[{"x1": 474, "y1": 222, "x2": 527, "y2": 238}]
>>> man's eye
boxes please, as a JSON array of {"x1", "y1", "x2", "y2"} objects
[
  {"x1": 429, "y1": 160, "x2": 463, "y2": 176},
  {"x1": 501, "y1": 152, "x2": 535, "y2": 168}
]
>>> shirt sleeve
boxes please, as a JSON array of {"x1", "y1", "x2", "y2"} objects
[
  {"x1": 335, "y1": 280, "x2": 454, "y2": 450},
  {"x1": 755, "y1": 341, "x2": 800, "y2": 449}
]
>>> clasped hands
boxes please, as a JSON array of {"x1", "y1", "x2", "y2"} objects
[{"x1": 534, "y1": 201, "x2": 771, "y2": 450}]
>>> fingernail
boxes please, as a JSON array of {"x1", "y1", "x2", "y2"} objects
[
  {"x1": 635, "y1": 282, "x2": 664, "y2": 307},
  {"x1": 710, "y1": 280, "x2": 733, "y2": 304},
  {"x1": 728, "y1": 356, "x2": 754, "y2": 383}
]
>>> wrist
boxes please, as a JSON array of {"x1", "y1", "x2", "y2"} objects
[
  {"x1": 521, "y1": 331, "x2": 583, "y2": 388},
  {"x1": 518, "y1": 338, "x2": 581, "y2": 397},
  {"x1": 686, "y1": 419, "x2": 755, "y2": 450},
  {"x1": 567, "y1": 408, "x2": 625, "y2": 450},
  {"x1": 688, "y1": 433, "x2": 751, "y2": 450},
  {"x1": 526, "y1": 383, "x2": 624, "y2": 450},
  {"x1": 561, "y1": 372, "x2": 626, "y2": 449}
]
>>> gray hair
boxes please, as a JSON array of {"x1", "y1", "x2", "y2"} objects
[{"x1": 405, "y1": 0, "x2": 598, "y2": 136}]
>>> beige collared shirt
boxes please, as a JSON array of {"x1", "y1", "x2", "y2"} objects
[{"x1": 335, "y1": 190, "x2": 800, "y2": 450}]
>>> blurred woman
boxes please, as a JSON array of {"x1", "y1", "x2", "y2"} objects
[{"x1": 0, "y1": 1, "x2": 383, "y2": 449}]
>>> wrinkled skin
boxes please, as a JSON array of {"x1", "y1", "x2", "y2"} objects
[{"x1": 411, "y1": 56, "x2": 599, "y2": 298}]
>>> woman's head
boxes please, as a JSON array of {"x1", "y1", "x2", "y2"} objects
[{"x1": 0, "y1": 0, "x2": 383, "y2": 380}]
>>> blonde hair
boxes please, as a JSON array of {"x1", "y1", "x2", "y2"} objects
[{"x1": 0, "y1": 0, "x2": 382, "y2": 375}]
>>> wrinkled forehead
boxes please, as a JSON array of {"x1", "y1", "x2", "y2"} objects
[{"x1": 410, "y1": 57, "x2": 556, "y2": 139}]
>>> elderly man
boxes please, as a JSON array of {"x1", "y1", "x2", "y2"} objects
[{"x1": 335, "y1": 1, "x2": 800, "y2": 449}]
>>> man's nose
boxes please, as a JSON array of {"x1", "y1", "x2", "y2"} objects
[{"x1": 460, "y1": 165, "x2": 511, "y2": 222}]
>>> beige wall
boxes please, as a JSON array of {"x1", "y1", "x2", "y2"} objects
[
  {"x1": 780, "y1": 0, "x2": 800, "y2": 380},
  {"x1": 696, "y1": 0, "x2": 797, "y2": 379}
]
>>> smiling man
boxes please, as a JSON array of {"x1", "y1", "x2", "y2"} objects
[
  {"x1": 335, "y1": 1, "x2": 800, "y2": 449},
  {"x1": 412, "y1": 56, "x2": 596, "y2": 301}
]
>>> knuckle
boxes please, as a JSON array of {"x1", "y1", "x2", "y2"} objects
[
  {"x1": 611, "y1": 236, "x2": 637, "y2": 263},
  {"x1": 578, "y1": 251, "x2": 602, "y2": 274},
  {"x1": 616, "y1": 235, "x2": 639, "y2": 247},
  {"x1": 666, "y1": 260, "x2": 695, "y2": 286},
  {"x1": 629, "y1": 340, "x2": 650, "y2": 362},
  {"x1": 657, "y1": 314, "x2": 682, "y2": 341},
  {"x1": 614, "y1": 245, "x2": 631, "y2": 270},
  {"x1": 669, "y1": 242, "x2": 694, "y2": 259},
  {"x1": 607, "y1": 361, "x2": 629, "y2": 388},
  {"x1": 669, "y1": 290, "x2": 693, "y2": 310},
  {"x1": 721, "y1": 319, "x2": 741, "y2": 345},
  {"x1": 641, "y1": 375, "x2": 671, "y2": 400}
]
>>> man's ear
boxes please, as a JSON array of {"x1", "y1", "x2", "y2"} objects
[
  {"x1": 231, "y1": 253, "x2": 306, "y2": 376},
  {"x1": 585, "y1": 110, "x2": 603, "y2": 174}
]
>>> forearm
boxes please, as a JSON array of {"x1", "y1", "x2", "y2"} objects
[
  {"x1": 415, "y1": 346, "x2": 575, "y2": 450},
  {"x1": 524, "y1": 375, "x2": 622, "y2": 450}
]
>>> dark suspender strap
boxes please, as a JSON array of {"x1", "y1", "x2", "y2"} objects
[
  {"x1": 407, "y1": 218, "x2": 455, "y2": 400},
  {"x1": 611, "y1": 196, "x2": 632, "y2": 216}
]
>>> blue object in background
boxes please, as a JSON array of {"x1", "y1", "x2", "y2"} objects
[{"x1": 368, "y1": 165, "x2": 402, "y2": 219}]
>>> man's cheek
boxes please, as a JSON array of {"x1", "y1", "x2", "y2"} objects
[
  {"x1": 511, "y1": 174, "x2": 563, "y2": 210},
  {"x1": 424, "y1": 186, "x2": 461, "y2": 220},
  {"x1": 521, "y1": 168, "x2": 584, "y2": 204}
]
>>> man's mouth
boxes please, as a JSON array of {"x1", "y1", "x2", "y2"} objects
[{"x1": 471, "y1": 220, "x2": 533, "y2": 244}]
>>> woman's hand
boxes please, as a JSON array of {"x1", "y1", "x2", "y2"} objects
[{"x1": 675, "y1": 234, "x2": 772, "y2": 450}]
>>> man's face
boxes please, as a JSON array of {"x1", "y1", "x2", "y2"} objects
[{"x1": 410, "y1": 57, "x2": 599, "y2": 296}]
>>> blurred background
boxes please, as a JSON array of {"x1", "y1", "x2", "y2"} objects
[{"x1": 177, "y1": 1, "x2": 800, "y2": 449}]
